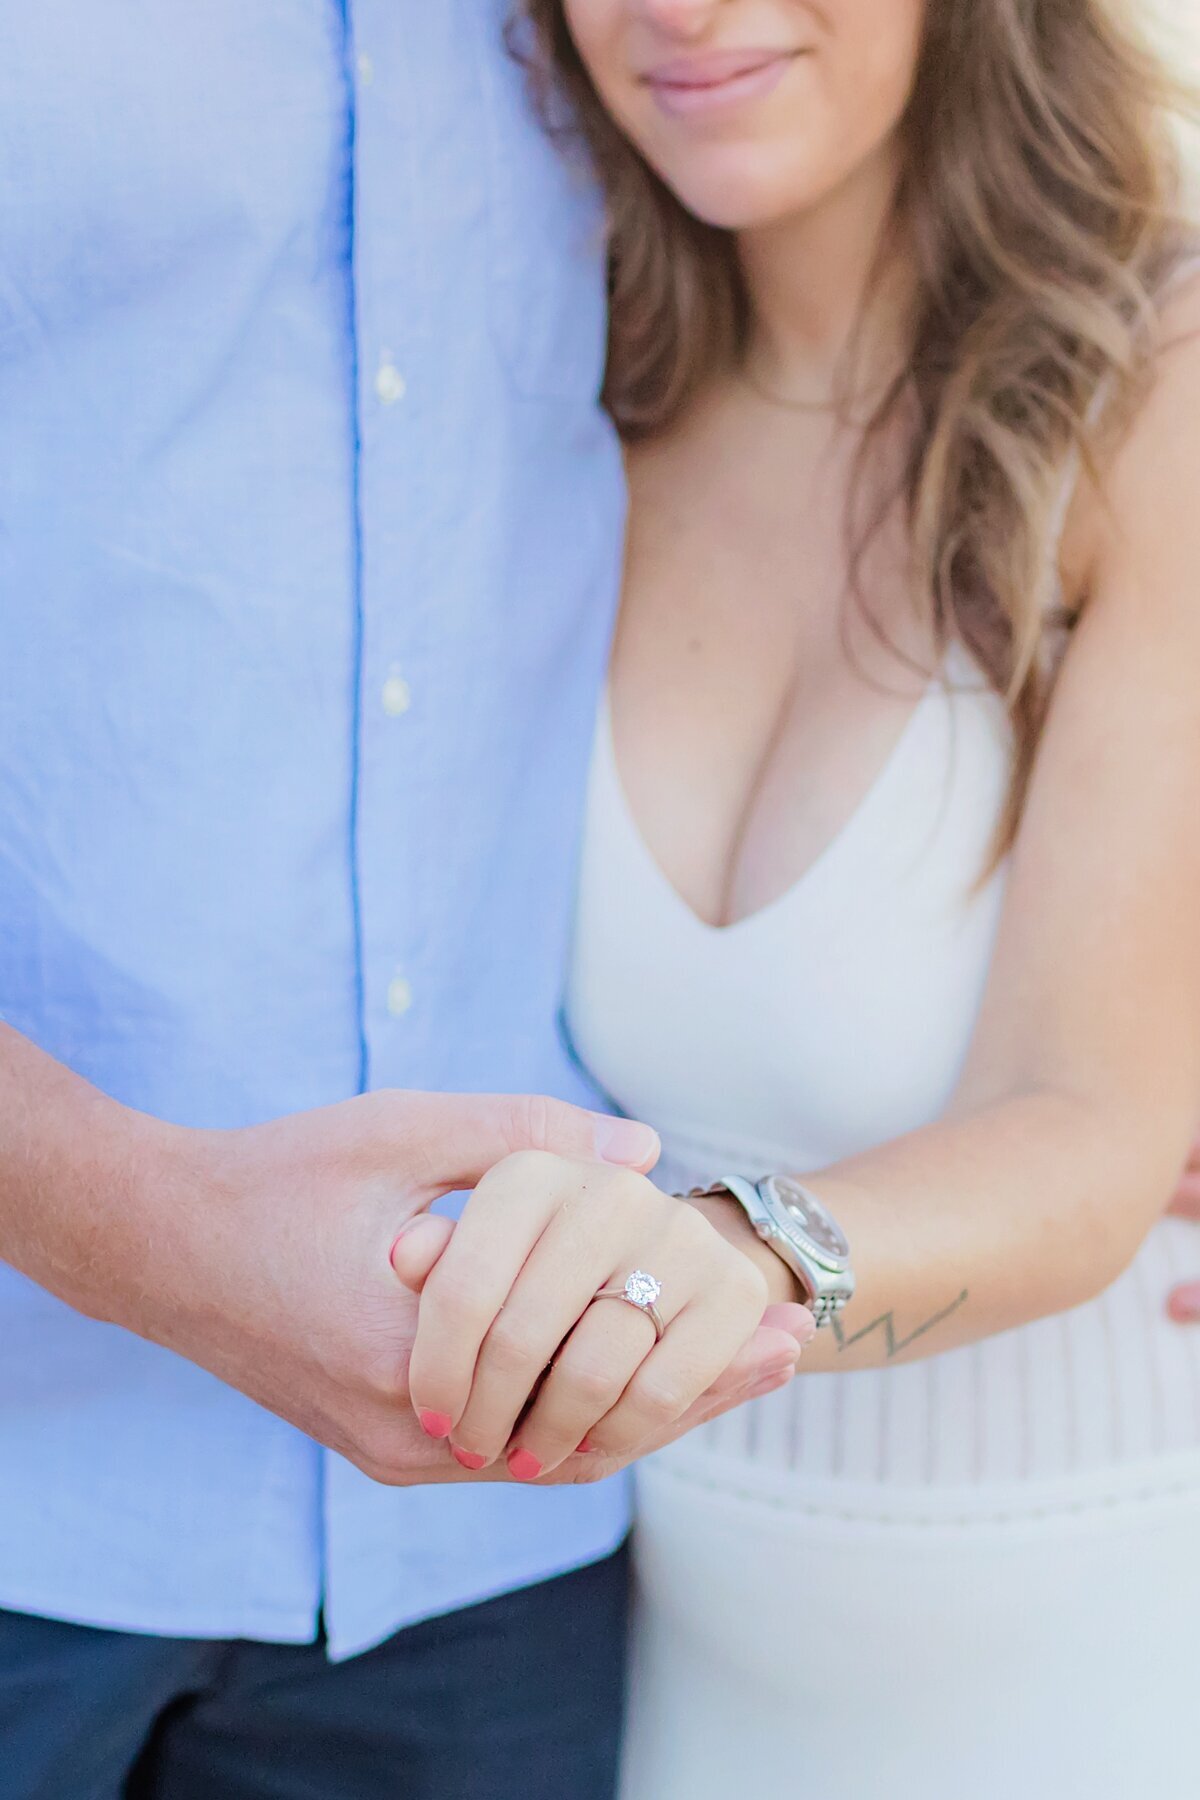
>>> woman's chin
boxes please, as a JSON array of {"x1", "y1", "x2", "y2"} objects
[
  {"x1": 675, "y1": 193, "x2": 810, "y2": 236},
  {"x1": 653, "y1": 163, "x2": 826, "y2": 236}
]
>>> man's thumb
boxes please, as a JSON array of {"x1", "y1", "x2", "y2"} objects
[
  {"x1": 401, "y1": 1091, "x2": 660, "y2": 1198},
  {"x1": 591, "y1": 1113, "x2": 662, "y2": 1169}
]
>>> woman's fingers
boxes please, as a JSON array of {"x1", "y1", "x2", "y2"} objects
[
  {"x1": 509, "y1": 1303, "x2": 810, "y2": 1478},
  {"x1": 450, "y1": 1196, "x2": 684, "y2": 1470},
  {"x1": 619, "y1": 1310, "x2": 817, "y2": 1454},
  {"x1": 521, "y1": 1301, "x2": 664, "y2": 1477},
  {"x1": 499, "y1": 1289, "x2": 673, "y2": 1477},
  {"x1": 406, "y1": 1152, "x2": 566, "y2": 1438},
  {"x1": 583, "y1": 1284, "x2": 768, "y2": 1463},
  {"x1": 555, "y1": 1330, "x2": 811, "y2": 1485},
  {"x1": 508, "y1": 1214, "x2": 769, "y2": 1476},
  {"x1": 407, "y1": 1155, "x2": 797, "y2": 1478},
  {"x1": 390, "y1": 1214, "x2": 455, "y2": 1293}
]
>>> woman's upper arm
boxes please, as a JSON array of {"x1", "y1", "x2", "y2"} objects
[{"x1": 957, "y1": 283, "x2": 1200, "y2": 1191}]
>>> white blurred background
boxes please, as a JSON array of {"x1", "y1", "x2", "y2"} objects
[{"x1": 1146, "y1": 0, "x2": 1200, "y2": 192}]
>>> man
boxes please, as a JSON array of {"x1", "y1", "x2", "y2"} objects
[{"x1": 0, "y1": 7, "x2": 798, "y2": 1796}]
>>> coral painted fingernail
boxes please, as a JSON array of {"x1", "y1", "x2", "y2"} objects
[
  {"x1": 1168, "y1": 1288, "x2": 1200, "y2": 1323},
  {"x1": 419, "y1": 1411, "x2": 453, "y2": 1440},
  {"x1": 452, "y1": 1447, "x2": 488, "y2": 1471},
  {"x1": 576, "y1": 1438, "x2": 596, "y2": 1454},
  {"x1": 507, "y1": 1448, "x2": 543, "y2": 1482}
]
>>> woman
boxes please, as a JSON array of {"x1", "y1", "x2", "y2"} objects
[{"x1": 394, "y1": 1, "x2": 1200, "y2": 1792}]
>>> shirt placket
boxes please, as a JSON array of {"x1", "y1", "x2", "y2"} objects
[
  {"x1": 321, "y1": 2, "x2": 465, "y2": 1650},
  {"x1": 344, "y1": 0, "x2": 436, "y2": 1093}
]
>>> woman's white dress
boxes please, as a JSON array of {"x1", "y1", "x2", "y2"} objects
[{"x1": 567, "y1": 641, "x2": 1200, "y2": 1799}]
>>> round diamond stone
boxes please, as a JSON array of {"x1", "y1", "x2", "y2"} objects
[{"x1": 625, "y1": 1270, "x2": 662, "y2": 1308}]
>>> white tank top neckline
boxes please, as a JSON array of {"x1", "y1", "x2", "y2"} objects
[
  {"x1": 597, "y1": 639, "x2": 983, "y2": 943},
  {"x1": 568, "y1": 638, "x2": 1200, "y2": 1490}
]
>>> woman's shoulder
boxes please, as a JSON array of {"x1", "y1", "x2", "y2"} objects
[
  {"x1": 1111, "y1": 254, "x2": 1200, "y2": 501},
  {"x1": 1072, "y1": 258, "x2": 1200, "y2": 639},
  {"x1": 1061, "y1": 254, "x2": 1200, "y2": 609}
]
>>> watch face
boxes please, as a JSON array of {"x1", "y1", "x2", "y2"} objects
[{"x1": 770, "y1": 1177, "x2": 850, "y2": 1264}]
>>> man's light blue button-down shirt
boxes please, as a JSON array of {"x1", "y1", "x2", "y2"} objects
[{"x1": 0, "y1": 2, "x2": 630, "y2": 1659}]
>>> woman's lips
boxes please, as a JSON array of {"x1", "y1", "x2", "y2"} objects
[{"x1": 642, "y1": 50, "x2": 799, "y2": 119}]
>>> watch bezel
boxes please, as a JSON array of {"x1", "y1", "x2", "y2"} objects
[{"x1": 757, "y1": 1175, "x2": 852, "y2": 1274}]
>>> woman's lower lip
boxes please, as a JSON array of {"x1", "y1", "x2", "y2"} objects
[{"x1": 645, "y1": 55, "x2": 794, "y2": 119}]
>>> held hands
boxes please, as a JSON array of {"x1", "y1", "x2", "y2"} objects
[
  {"x1": 103, "y1": 1084, "x2": 807, "y2": 1491},
  {"x1": 101, "y1": 1089, "x2": 664, "y2": 1486},
  {"x1": 392, "y1": 1149, "x2": 815, "y2": 1480}
]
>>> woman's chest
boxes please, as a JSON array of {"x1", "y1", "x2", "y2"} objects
[
  {"x1": 614, "y1": 435, "x2": 935, "y2": 929},
  {"x1": 568, "y1": 648, "x2": 1013, "y2": 1173}
]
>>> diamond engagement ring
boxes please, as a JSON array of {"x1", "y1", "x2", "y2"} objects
[{"x1": 592, "y1": 1270, "x2": 666, "y2": 1341}]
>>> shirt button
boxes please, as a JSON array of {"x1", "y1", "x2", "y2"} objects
[
  {"x1": 357, "y1": 51, "x2": 375, "y2": 86},
  {"x1": 382, "y1": 669, "x2": 412, "y2": 717},
  {"x1": 375, "y1": 358, "x2": 407, "y2": 406},
  {"x1": 387, "y1": 975, "x2": 414, "y2": 1019}
]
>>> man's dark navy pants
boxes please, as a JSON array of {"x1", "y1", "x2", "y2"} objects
[{"x1": 0, "y1": 1548, "x2": 629, "y2": 1800}]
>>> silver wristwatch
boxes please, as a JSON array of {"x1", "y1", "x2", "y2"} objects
[{"x1": 693, "y1": 1175, "x2": 856, "y2": 1328}]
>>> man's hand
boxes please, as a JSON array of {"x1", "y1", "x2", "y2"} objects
[
  {"x1": 171, "y1": 1105, "x2": 809, "y2": 1484},
  {"x1": 1, "y1": 1026, "x2": 812, "y2": 1485},
  {"x1": 0, "y1": 1026, "x2": 667, "y2": 1483},
  {"x1": 1166, "y1": 1133, "x2": 1200, "y2": 1322},
  {"x1": 138, "y1": 1091, "x2": 677, "y2": 1482}
]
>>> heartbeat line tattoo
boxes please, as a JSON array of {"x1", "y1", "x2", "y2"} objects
[{"x1": 831, "y1": 1289, "x2": 970, "y2": 1360}]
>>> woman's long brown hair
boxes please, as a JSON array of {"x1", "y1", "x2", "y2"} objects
[{"x1": 516, "y1": 0, "x2": 1194, "y2": 851}]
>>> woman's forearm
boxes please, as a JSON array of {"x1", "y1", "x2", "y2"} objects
[{"x1": 691, "y1": 1086, "x2": 1189, "y2": 1374}]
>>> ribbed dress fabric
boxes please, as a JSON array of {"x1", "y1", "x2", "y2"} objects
[{"x1": 566, "y1": 625, "x2": 1200, "y2": 1797}]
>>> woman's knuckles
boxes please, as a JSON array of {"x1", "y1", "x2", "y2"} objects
[
  {"x1": 422, "y1": 1262, "x2": 503, "y2": 1334},
  {"x1": 553, "y1": 1358, "x2": 621, "y2": 1411},
  {"x1": 479, "y1": 1310, "x2": 547, "y2": 1374},
  {"x1": 666, "y1": 1197, "x2": 720, "y2": 1249},
  {"x1": 482, "y1": 1146, "x2": 562, "y2": 1191}
]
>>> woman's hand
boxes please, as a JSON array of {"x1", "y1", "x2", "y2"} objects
[{"x1": 391, "y1": 1150, "x2": 775, "y2": 1480}]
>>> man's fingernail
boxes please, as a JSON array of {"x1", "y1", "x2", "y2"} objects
[
  {"x1": 419, "y1": 1411, "x2": 453, "y2": 1440},
  {"x1": 452, "y1": 1447, "x2": 488, "y2": 1470},
  {"x1": 507, "y1": 1448, "x2": 543, "y2": 1482},
  {"x1": 593, "y1": 1117, "x2": 660, "y2": 1167}
]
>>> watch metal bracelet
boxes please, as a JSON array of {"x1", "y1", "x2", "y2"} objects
[{"x1": 683, "y1": 1176, "x2": 856, "y2": 1328}]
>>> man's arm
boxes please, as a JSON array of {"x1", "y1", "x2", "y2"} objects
[
  {"x1": 0, "y1": 1023, "x2": 669, "y2": 1481},
  {"x1": 1, "y1": 1024, "x2": 807, "y2": 1483}
]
